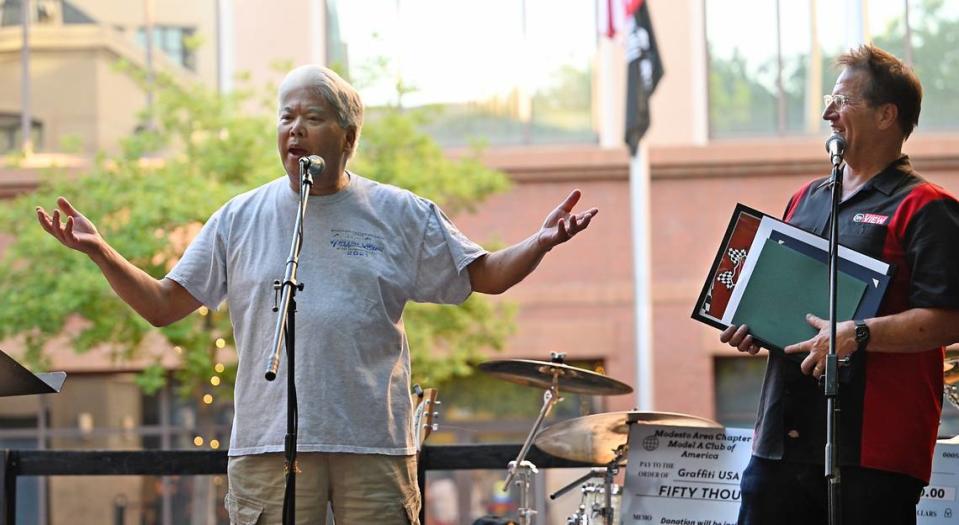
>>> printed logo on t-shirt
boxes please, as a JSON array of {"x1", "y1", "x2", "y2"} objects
[
  {"x1": 852, "y1": 213, "x2": 888, "y2": 225},
  {"x1": 330, "y1": 229, "x2": 385, "y2": 257}
]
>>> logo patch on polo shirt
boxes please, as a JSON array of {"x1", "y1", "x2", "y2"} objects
[{"x1": 853, "y1": 213, "x2": 888, "y2": 225}]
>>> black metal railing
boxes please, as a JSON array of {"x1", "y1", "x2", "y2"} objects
[{"x1": 1, "y1": 445, "x2": 591, "y2": 524}]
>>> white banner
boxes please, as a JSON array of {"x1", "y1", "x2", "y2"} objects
[
  {"x1": 621, "y1": 425, "x2": 959, "y2": 525},
  {"x1": 920, "y1": 443, "x2": 959, "y2": 522},
  {"x1": 622, "y1": 426, "x2": 751, "y2": 525}
]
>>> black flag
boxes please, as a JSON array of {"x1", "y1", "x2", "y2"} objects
[{"x1": 624, "y1": 0, "x2": 664, "y2": 155}]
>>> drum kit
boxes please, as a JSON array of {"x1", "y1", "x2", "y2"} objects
[
  {"x1": 477, "y1": 353, "x2": 720, "y2": 525},
  {"x1": 475, "y1": 347, "x2": 959, "y2": 523}
]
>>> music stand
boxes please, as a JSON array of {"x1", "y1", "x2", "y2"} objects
[{"x1": 0, "y1": 349, "x2": 65, "y2": 397}]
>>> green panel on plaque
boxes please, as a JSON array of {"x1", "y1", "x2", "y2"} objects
[{"x1": 732, "y1": 239, "x2": 867, "y2": 350}]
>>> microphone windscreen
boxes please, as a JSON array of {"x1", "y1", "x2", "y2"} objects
[
  {"x1": 305, "y1": 155, "x2": 325, "y2": 175},
  {"x1": 825, "y1": 133, "x2": 846, "y2": 154}
]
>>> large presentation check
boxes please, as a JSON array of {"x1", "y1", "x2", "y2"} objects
[{"x1": 621, "y1": 425, "x2": 959, "y2": 525}]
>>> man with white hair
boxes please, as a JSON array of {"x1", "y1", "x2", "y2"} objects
[{"x1": 37, "y1": 65, "x2": 599, "y2": 523}]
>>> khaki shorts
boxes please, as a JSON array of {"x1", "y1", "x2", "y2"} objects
[{"x1": 224, "y1": 452, "x2": 420, "y2": 525}]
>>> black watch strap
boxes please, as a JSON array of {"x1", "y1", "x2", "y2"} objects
[{"x1": 854, "y1": 319, "x2": 870, "y2": 352}]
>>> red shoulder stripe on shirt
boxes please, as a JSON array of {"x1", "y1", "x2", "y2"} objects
[
  {"x1": 783, "y1": 179, "x2": 818, "y2": 222},
  {"x1": 888, "y1": 182, "x2": 957, "y2": 240}
]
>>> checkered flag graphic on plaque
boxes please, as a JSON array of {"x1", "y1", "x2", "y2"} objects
[
  {"x1": 716, "y1": 270, "x2": 736, "y2": 289},
  {"x1": 728, "y1": 248, "x2": 747, "y2": 265},
  {"x1": 716, "y1": 248, "x2": 748, "y2": 290}
]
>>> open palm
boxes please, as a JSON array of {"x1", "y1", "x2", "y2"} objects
[
  {"x1": 537, "y1": 189, "x2": 598, "y2": 250},
  {"x1": 36, "y1": 197, "x2": 103, "y2": 255}
]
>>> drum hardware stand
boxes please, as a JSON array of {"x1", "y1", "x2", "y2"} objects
[
  {"x1": 567, "y1": 502, "x2": 589, "y2": 525},
  {"x1": 550, "y1": 444, "x2": 627, "y2": 525},
  {"x1": 504, "y1": 352, "x2": 567, "y2": 525},
  {"x1": 563, "y1": 482, "x2": 609, "y2": 525},
  {"x1": 478, "y1": 353, "x2": 632, "y2": 525},
  {"x1": 509, "y1": 460, "x2": 539, "y2": 524}
]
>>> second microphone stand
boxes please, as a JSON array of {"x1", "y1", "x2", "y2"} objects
[
  {"x1": 265, "y1": 158, "x2": 316, "y2": 525},
  {"x1": 824, "y1": 154, "x2": 844, "y2": 525}
]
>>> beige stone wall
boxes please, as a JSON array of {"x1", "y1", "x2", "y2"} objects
[
  {"x1": 22, "y1": 48, "x2": 100, "y2": 151},
  {"x1": 230, "y1": 0, "x2": 317, "y2": 91},
  {"x1": 93, "y1": 47, "x2": 150, "y2": 151},
  {"x1": 0, "y1": 34, "x2": 173, "y2": 154},
  {"x1": 0, "y1": 0, "x2": 213, "y2": 154},
  {"x1": 71, "y1": 0, "x2": 219, "y2": 86}
]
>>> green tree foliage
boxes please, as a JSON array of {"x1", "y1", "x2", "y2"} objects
[
  {"x1": 708, "y1": 50, "x2": 778, "y2": 136},
  {"x1": 874, "y1": 0, "x2": 959, "y2": 130},
  {"x1": 708, "y1": 0, "x2": 959, "y2": 138},
  {"x1": 0, "y1": 64, "x2": 514, "y2": 398}
]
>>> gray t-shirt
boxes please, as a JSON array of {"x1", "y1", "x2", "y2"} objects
[{"x1": 167, "y1": 174, "x2": 487, "y2": 456}]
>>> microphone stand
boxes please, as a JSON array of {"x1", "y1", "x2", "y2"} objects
[
  {"x1": 824, "y1": 152, "x2": 844, "y2": 525},
  {"x1": 265, "y1": 158, "x2": 315, "y2": 525}
]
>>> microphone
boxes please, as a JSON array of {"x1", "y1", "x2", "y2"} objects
[
  {"x1": 297, "y1": 155, "x2": 325, "y2": 191},
  {"x1": 298, "y1": 155, "x2": 325, "y2": 176},
  {"x1": 825, "y1": 133, "x2": 846, "y2": 166}
]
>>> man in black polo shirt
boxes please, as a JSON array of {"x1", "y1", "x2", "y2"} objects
[{"x1": 721, "y1": 45, "x2": 959, "y2": 524}]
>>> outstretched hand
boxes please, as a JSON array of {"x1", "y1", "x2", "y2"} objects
[
  {"x1": 536, "y1": 189, "x2": 598, "y2": 251},
  {"x1": 36, "y1": 197, "x2": 103, "y2": 255}
]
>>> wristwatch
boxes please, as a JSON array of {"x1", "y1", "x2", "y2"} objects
[{"x1": 854, "y1": 319, "x2": 870, "y2": 352}]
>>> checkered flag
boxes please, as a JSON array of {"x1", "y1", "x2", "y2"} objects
[
  {"x1": 728, "y1": 248, "x2": 747, "y2": 265},
  {"x1": 717, "y1": 270, "x2": 736, "y2": 289}
]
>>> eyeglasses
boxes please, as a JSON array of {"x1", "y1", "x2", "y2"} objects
[{"x1": 823, "y1": 94, "x2": 855, "y2": 109}]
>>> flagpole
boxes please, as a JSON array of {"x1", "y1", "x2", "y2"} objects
[
  {"x1": 630, "y1": 141, "x2": 654, "y2": 411},
  {"x1": 622, "y1": 0, "x2": 661, "y2": 411}
]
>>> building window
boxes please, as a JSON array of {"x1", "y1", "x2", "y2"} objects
[
  {"x1": 326, "y1": 0, "x2": 597, "y2": 147},
  {"x1": 713, "y1": 356, "x2": 764, "y2": 429},
  {"x1": 0, "y1": 113, "x2": 43, "y2": 153},
  {"x1": 135, "y1": 25, "x2": 197, "y2": 71},
  {"x1": 0, "y1": 0, "x2": 94, "y2": 26},
  {"x1": 705, "y1": 0, "x2": 959, "y2": 138}
]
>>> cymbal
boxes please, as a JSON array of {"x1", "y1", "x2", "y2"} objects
[
  {"x1": 477, "y1": 359, "x2": 633, "y2": 396},
  {"x1": 534, "y1": 411, "x2": 722, "y2": 465},
  {"x1": 944, "y1": 348, "x2": 959, "y2": 410},
  {"x1": 944, "y1": 348, "x2": 959, "y2": 386}
]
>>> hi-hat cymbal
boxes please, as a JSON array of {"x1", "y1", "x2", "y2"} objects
[
  {"x1": 534, "y1": 411, "x2": 722, "y2": 465},
  {"x1": 477, "y1": 359, "x2": 633, "y2": 396}
]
